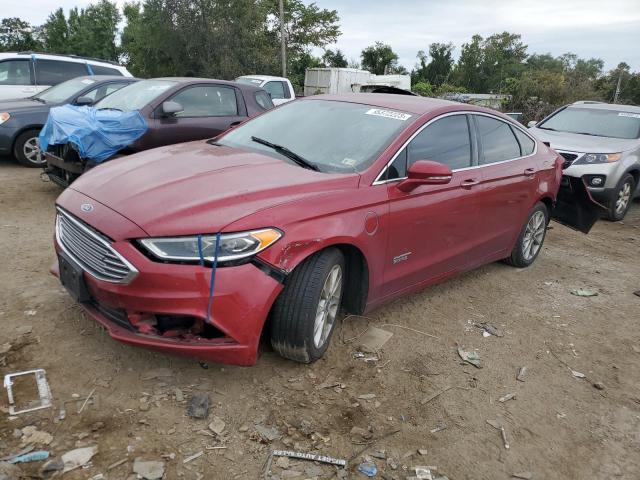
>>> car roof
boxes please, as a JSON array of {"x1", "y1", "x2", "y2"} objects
[
  {"x1": 75, "y1": 75, "x2": 138, "y2": 82},
  {"x1": 568, "y1": 102, "x2": 640, "y2": 113},
  {"x1": 303, "y1": 93, "x2": 464, "y2": 115},
  {"x1": 0, "y1": 51, "x2": 124, "y2": 68},
  {"x1": 152, "y1": 77, "x2": 264, "y2": 91},
  {"x1": 238, "y1": 75, "x2": 285, "y2": 81}
]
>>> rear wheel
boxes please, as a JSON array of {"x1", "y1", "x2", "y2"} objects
[
  {"x1": 505, "y1": 202, "x2": 549, "y2": 268},
  {"x1": 270, "y1": 248, "x2": 345, "y2": 363},
  {"x1": 606, "y1": 174, "x2": 635, "y2": 221},
  {"x1": 14, "y1": 129, "x2": 45, "y2": 167}
]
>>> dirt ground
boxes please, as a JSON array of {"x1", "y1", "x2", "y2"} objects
[{"x1": 1, "y1": 157, "x2": 639, "y2": 480}]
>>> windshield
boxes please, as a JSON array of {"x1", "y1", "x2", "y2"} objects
[
  {"x1": 236, "y1": 77, "x2": 263, "y2": 86},
  {"x1": 218, "y1": 100, "x2": 413, "y2": 173},
  {"x1": 538, "y1": 107, "x2": 640, "y2": 140},
  {"x1": 95, "y1": 79, "x2": 175, "y2": 111},
  {"x1": 35, "y1": 77, "x2": 98, "y2": 104}
]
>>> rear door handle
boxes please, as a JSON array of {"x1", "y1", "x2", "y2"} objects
[
  {"x1": 524, "y1": 167, "x2": 536, "y2": 177},
  {"x1": 461, "y1": 178, "x2": 480, "y2": 189},
  {"x1": 229, "y1": 121, "x2": 242, "y2": 127}
]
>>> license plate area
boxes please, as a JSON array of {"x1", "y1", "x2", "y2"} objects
[{"x1": 58, "y1": 251, "x2": 91, "y2": 302}]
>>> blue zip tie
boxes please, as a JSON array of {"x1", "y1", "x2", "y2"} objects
[
  {"x1": 205, "y1": 233, "x2": 222, "y2": 324},
  {"x1": 86, "y1": 62, "x2": 94, "y2": 75}
]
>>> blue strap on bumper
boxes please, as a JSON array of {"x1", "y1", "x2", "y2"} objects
[{"x1": 197, "y1": 233, "x2": 222, "y2": 324}]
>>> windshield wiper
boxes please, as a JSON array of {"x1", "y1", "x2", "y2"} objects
[
  {"x1": 98, "y1": 107, "x2": 123, "y2": 112},
  {"x1": 32, "y1": 97, "x2": 46, "y2": 103},
  {"x1": 572, "y1": 131, "x2": 605, "y2": 137},
  {"x1": 251, "y1": 136, "x2": 319, "y2": 171},
  {"x1": 537, "y1": 126, "x2": 557, "y2": 131}
]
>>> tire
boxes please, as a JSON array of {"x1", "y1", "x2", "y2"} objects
[
  {"x1": 505, "y1": 202, "x2": 549, "y2": 268},
  {"x1": 606, "y1": 173, "x2": 635, "y2": 221},
  {"x1": 270, "y1": 248, "x2": 345, "y2": 363},
  {"x1": 13, "y1": 129, "x2": 45, "y2": 167}
]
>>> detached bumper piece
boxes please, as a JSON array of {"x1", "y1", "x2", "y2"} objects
[{"x1": 552, "y1": 176, "x2": 607, "y2": 233}]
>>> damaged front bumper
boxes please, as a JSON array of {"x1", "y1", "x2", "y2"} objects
[{"x1": 51, "y1": 237, "x2": 284, "y2": 366}]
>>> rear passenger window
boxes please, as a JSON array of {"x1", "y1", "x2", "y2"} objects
[
  {"x1": 264, "y1": 81, "x2": 286, "y2": 99},
  {"x1": 255, "y1": 91, "x2": 274, "y2": 110},
  {"x1": 0, "y1": 60, "x2": 31, "y2": 85},
  {"x1": 36, "y1": 60, "x2": 88, "y2": 85},
  {"x1": 407, "y1": 115, "x2": 472, "y2": 170},
  {"x1": 476, "y1": 116, "x2": 521, "y2": 164},
  {"x1": 512, "y1": 127, "x2": 535, "y2": 156},
  {"x1": 171, "y1": 85, "x2": 238, "y2": 117},
  {"x1": 90, "y1": 65, "x2": 123, "y2": 76}
]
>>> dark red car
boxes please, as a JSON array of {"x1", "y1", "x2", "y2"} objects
[
  {"x1": 52, "y1": 94, "x2": 598, "y2": 365},
  {"x1": 45, "y1": 77, "x2": 274, "y2": 186}
]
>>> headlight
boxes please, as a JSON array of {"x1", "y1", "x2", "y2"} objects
[
  {"x1": 139, "y1": 228, "x2": 282, "y2": 263},
  {"x1": 574, "y1": 153, "x2": 621, "y2": 165},
  {"x1": 0, "y1": 112, "x2": 10, "y2": 125}
]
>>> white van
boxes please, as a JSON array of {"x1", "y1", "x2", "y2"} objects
[{"x1": 0, "y1": 52, "x2": 132, "y2": 100}]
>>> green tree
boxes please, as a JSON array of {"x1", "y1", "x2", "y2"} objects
[
  {"x1": 360, "y1": 41, "x2": 402, "y2": 74},
  {"x1": 412, "y1": 81, "x2": 433, "y2": 97},
  {"x1": 322, "y1": 48, "x2": 347, "y2": 68},
  {"x1": 42, "y1": 8, "x2": 69, "y2": 54},
  {"x1": 0, "y1": 17, "x2": 42, "y2": 52},
  {"x1": 418, "y1": 43, "x2": 453, "y2": 87},
  {"x1": 453, "y1": 34, "x2": 483, "y2": 90}
]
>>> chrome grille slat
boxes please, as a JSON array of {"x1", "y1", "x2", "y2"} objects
[
  {"x1": 56, "y1": 208, "x2": 137, "y2": 284},
  {"x1": 59, "y1": 216, "x2": 112, "y2": 255}
]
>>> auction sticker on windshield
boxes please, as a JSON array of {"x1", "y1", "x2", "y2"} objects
[{"x1": 365, "y1": 108, "x2": 412, "y2": 121}]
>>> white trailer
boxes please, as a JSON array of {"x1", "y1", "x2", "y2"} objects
[
  {"x1": 367, "y1": 74, "x2": 411, "y2": 92},
  {"x1": 304, "y1": 68, "x2": 372, "y2": 96}
]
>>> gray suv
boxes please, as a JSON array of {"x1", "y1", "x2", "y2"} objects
[{"x1": 529, "y1": 102, "x2": 640, "y2": 220}]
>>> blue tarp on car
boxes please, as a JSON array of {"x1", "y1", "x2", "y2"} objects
[{"x1": 39, "y1": 105, "x2": 148, "y2": 163}]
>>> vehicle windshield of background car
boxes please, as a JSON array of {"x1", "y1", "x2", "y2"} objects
[
  {"x1": 236, "y1": 77, "x2": 262, "y2": 86},
  {"x1": 218, "y1": 99, "x2": 413, "y2": 173},
  {"x1": 95, "y1": 79, "x2": 175, "y2": 112},
  {"x1": 538, "y1": 107, "x2": 640, "y2": 140},
  {"x1": 34, "y1": 77, "x2": 99, "y2": 104}
]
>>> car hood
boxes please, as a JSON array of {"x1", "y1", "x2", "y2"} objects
[
  {"x1": 67, "y1": 141, "x2": 360, "y2": 237},
  {"x1": 0, "y1": 98, "x2": 51, "y2": 114},
  {"x1": 529, "y1": 127, "x2": 638, "y2": 153}
]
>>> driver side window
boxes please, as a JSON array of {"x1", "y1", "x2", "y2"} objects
[
  {"x1": 385, "y1": 114, "x2": 471, "y2": 181},
  {"x1": 407, "y1": 115, "x2": 472, "y2": 170}
]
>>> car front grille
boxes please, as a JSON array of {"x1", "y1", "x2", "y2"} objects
[
  {"x1": 56, "y1": 208, "x2": 137, "y2": 284},
  {"x1": 558, "y1": 152, "x2": 579, "y2": 169}
]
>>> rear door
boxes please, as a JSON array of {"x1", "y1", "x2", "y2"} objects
[
  {"x1": 467, "y1": 114, "x2": 539, "y2": 263},
  {"x1": 153, "y1": 84, "x2": 246, "y2": 146},
  {"x1": 382, "y1": 113, "x2": 483, "y2": 295}
]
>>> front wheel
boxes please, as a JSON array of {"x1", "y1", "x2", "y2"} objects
[
  {"x1": 270, "y1": 248, "x2": 345, "y2": 363},
  {"x1": 606, "y1": 174, "x2": 635, "y2": 221},
  {"x1": 14, "y1": 129, "x2": 46, "y2": 167},
  {"x1": 505, "y1": 202, "x2": 549, "y2": 268}
]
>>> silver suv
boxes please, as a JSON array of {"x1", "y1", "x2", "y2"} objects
[{"x1": 529, "y1": 102, "x2": 640, "y2": 221}]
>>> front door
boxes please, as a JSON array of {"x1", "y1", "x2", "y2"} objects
[
  {"x1": 155, "y1": 84, "x2": 246, "y2": 147},
  {"x1": 383, "y1": 113, "x2": 482, "y2": 296}
]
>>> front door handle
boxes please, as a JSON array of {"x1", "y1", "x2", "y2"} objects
[
  {"x1": 461, "y1": 178, "x2": 480, "y2": 189},
  {"x1": 524, "y1": 167, "x2": 536, "y2": 177}
]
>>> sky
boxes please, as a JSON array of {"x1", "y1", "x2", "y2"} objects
[{"x1": 8, "y1": 0, "x2": 640, "y2": 72}]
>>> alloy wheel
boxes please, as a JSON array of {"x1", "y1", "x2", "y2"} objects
[
  {"x1": 522, "y1": 210, "x2": 546, "y2": 261},
  {"x1": 615, "y1": 181, "x2": 632, "y2": 216},
  {"x1": 23, "y1": 137, "x2": 45, "y2": 165},
  {"x1": 312, "y1": 264, "x2": 343, "y2": 349}
]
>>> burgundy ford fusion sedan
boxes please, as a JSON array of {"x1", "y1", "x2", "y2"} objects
[{"x1": 52, "y1": 94, "x2": 596, "y2": 366}]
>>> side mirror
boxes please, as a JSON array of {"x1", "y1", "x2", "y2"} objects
[
  {"x1": 397, "y1": 160, "x2": 453, "y2": 192},
  {"x1": 527, "y1": 120, "x2": 537, "y2": 128},
  {"x1": 162, "y1": 101, "x2": 183, "y2": 116},
  {"x1": 75, "y1": 96, "x2": 93, "y2": 106}
]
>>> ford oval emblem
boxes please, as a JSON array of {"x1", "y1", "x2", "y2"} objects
[{"x1": 81, "y1": 203, "x2": 94, "y2": 212}]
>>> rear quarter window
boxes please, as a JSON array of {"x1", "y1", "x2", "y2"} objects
[
  {"x1": 254, "y1": 91, "x2": 274, "y2": 110},
  {"x1": 512, "y1": 127, "x2": 535, "y2": 156},
  {"x1": 90, "y1": 65, "x2": 123, "y2": 76}
]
